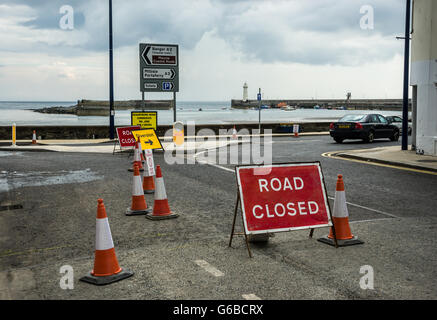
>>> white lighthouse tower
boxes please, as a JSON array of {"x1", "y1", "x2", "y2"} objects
[{"x1": 243, "y1": 82, "x2": 248, "y2": 102}]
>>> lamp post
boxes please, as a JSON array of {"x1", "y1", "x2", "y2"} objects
[
  {"x1": 108, "y1": 0, "x2": 115, "y2": 140},
  {"x1": 401, "y1": 0, "x2": 411, "y2": 150}
]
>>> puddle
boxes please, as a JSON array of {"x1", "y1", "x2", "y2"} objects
[
  {"x1": 0, "y1": 169, "x2": 103, "y2": 192},
  {"x1": 0, "y1": 151, "x2": 23, "y2": 157}
]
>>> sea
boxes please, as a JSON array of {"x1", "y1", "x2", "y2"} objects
[{"x1": 0, "y1": 101, "x2": 407, "y2": 126}]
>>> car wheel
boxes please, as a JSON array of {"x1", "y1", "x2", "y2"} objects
[
  {"x1": 364, "y1": 130, "x2": 374, "y2": 143},
  {"x1": 334, "y1": 137, "x2": 344, "y2": 143},
  {"x1": 390, "y1": 130, "x2": 400, "y2": 141}
]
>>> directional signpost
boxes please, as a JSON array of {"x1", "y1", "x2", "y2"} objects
[
  {"x1": 139, "y1": 43, "x2": 179, "y2": 93},
  {"x1": 139, "y1": 43, "x2": 179, "y2": 122}
]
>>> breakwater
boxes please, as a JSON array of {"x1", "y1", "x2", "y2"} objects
[
  {"x1": 0, "y1": 122, "x2": 328, "y2": 140},
  {"x1": 35, "y1": 99, "x2": 173, "y2": 116},
  {"x1": 232, "y1": 99, "x2": 412, "y2": 111}
]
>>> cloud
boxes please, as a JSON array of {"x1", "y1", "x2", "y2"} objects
[{"x1": 0, "y1": 0, "x2": 406, "y2": 66}]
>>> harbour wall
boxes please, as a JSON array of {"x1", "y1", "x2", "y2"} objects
[
  {"x1": 231, "y1": 99, "x2": 412, "y2": 111},
  {"x1": 0, "y1": 122, "x2": 329, "y2": 140}
]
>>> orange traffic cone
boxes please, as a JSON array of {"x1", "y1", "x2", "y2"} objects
[
  {"x1": 143, "y1": 149, "x2": 155, "y2": 194},
  {"x1": 293, "y1": 124, "x2": 299, "y2": 138},
  {"x1": 318, "y1": 175, "x2": 364, "y2": 247},
  {"x1": 232, "y1": 126, "x2": 237, "y2": 140},
  {"x1": 32, "y1": 130, "x2": 37, "y2": 144},
  {"x1": 146, "y1": 165, "x2": 178, "y2": 220},
  {"x1": 143, "y1": 173, "x2": 155, "y2": 194},
  {"x1": 128, "y1": 141, "x2": 144, "y2": 172},
  {"x1": 126, "y1": 164, "x2": 152, "y2": 216},
  {"x1": 80, "y1": 199, "x2": 133, "y2": 285}
]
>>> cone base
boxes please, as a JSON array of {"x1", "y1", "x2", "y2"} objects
[
  {"x1": 145, "y1": 212, "x2": 179, "y2": 220},
  {"x1": 125, "y1": 207, "x2": 152, "y2": 216},
  {"x1": 79, "y1": 269, "x2": 133, "y2": 286},
  {"x1": 317, "y1": 235, "x2": 364, "y2": 247},
  {"x1": 144, "y1": 190, "x2": 155, "y2": 194}
]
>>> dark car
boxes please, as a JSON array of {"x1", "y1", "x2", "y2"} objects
[{"x1": 329, "y1": 114, "x2": 400, "y2": 143}]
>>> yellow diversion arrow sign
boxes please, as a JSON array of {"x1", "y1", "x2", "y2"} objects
[{"x1": 131, "y1": 128, "x2": 163, "y2": 150}]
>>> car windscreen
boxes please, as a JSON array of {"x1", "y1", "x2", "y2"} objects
[{"x1": 338, "y1": 115, "x2": 366, "y2": 122}]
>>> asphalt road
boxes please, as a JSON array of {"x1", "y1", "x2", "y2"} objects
[{"x1": 0, "y1": 135, "x2": 436, "y2": 300}]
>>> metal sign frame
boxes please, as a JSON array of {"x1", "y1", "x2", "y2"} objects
[{"x1": 229, "y1": 161, "x2": 338, "y2": 257}]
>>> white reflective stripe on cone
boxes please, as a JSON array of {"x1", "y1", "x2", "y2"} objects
[
  {"x1": 333, "y1": 191, "x2": 348, "y2": 218},
  {"x1": 95, "y1": 218, "x2": 114, "y2": 250},
  {"x1": 154, "y1": 177, "x2": 167, "y2": 200},
  {"x1": 134, "y1": 150, "x2": 140, "y2": 162},
  {"x1": 132, "y1": 175, "x2": 143, "y2": 196}
]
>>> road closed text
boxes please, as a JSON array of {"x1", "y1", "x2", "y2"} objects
[{"x1": 253, "y1": 176, "x2": 320, "y2": 218}]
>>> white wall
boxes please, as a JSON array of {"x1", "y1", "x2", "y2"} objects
[{"x1": 410, "y1": 0, "x2": 437, "y2": 156}]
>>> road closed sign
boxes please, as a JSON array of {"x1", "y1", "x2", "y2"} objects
[
  {"x1": 116, "y1": 126, "x2": 141, "y2": 148},
  {"x1": 236, "y1": 162, "x2": 332, "y2": 235}
]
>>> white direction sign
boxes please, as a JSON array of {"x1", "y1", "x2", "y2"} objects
[
  {"x1": 143, "y1": 68, "x2": 176, "y2": 80},
  {"x1": 139, "y1": 43, "x2": 179, "y2": 92},
  {"x1": 142, "y1": 45, "x2": 177, "y2": 66}
]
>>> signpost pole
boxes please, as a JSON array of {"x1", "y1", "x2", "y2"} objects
[
  {"x1": 258, "y1": 88, "x2": 261, "y2": 134},
  {"x1": 173, "y1": 92, "x2": 176, "y2": 122},
  {"x1": 141, "y1": 91, "x2": 145, "y2": 112}
]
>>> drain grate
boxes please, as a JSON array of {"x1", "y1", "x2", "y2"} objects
[{"x1": 0, "y1": 204, "x2": 23, "y2": 211}]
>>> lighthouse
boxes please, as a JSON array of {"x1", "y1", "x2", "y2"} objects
[{"x1": 243, "y1": 82, "x2": 248, "y2": 102}]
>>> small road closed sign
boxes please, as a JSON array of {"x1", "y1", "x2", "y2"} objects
[
  {"x1": 235, "y1": 162, "x2": 332, "y2": 235},
  {"x1": 116, "y1": 126, "x2": 141, "y2": 148}
]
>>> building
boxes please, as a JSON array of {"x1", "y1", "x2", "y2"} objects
[
  {"x1": 243, "y1": 82, "x2": 248, "y2": 102},
  {"x1": 410, "y1": 0, "x2": 437, "y2": 156}
]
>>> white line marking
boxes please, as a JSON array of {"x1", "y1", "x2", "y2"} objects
[
  {"x1": 194, "y1": 260, "x2": 224, "y2": 277},
  {"x1": 196, "y1": 156, "x2": 401, "y2": 220},
  {"x1": 349, "y1": 218, "x2": 396, "y2": 224},
  {"x1": 242, "y1": 294, "x2": 261, "y2": 300},
  {"x1": 327, "y1": 196, "x2": 399, "y2": 218}
]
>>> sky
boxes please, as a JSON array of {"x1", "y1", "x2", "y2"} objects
[{"x1": 0, "y1": 0, "x2": 408, "y2": 101}]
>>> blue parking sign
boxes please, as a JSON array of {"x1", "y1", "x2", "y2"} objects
[{"x1": 257, "y1": 93, "x2": 262, "y2": 101}]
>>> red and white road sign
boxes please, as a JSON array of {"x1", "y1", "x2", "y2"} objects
[
  {"x1": 116, "y1": 126, "x2": 141, "y2": 148},
  {"x1": 236, "y1": 163, "x2": 332, "y2": 235},
  {"x1": 144, "y1": 149, "x2": 155, "y2": 176}
]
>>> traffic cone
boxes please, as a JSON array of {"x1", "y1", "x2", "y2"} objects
[
  {"x1": 32, "y1": 130, "x2": 37, "y2": 144},
  {"x1": 293, "y1": 124, "x2": 299, "y2": 138},
  {"x1": 126, "y1": 164, "x2": 152, "y2": 216},
  {"x1": 232, "y1": 126, "x2": 237, "y2": 140},
  {"x1": 143, "y1": 173, "x2": 155, "y2": 194},
  {"x1": 128, "y1": 141, "x2": 144, "y2": 172},
  {"x1": 146, "y1": 165, "x2": 178, "y2": 220},
  {"x1": 318, "y1": 175, "x2": 364, "y2": 247},
  {"x1": 80, "y1": 199, "x2": 133, "y2": 285}
]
